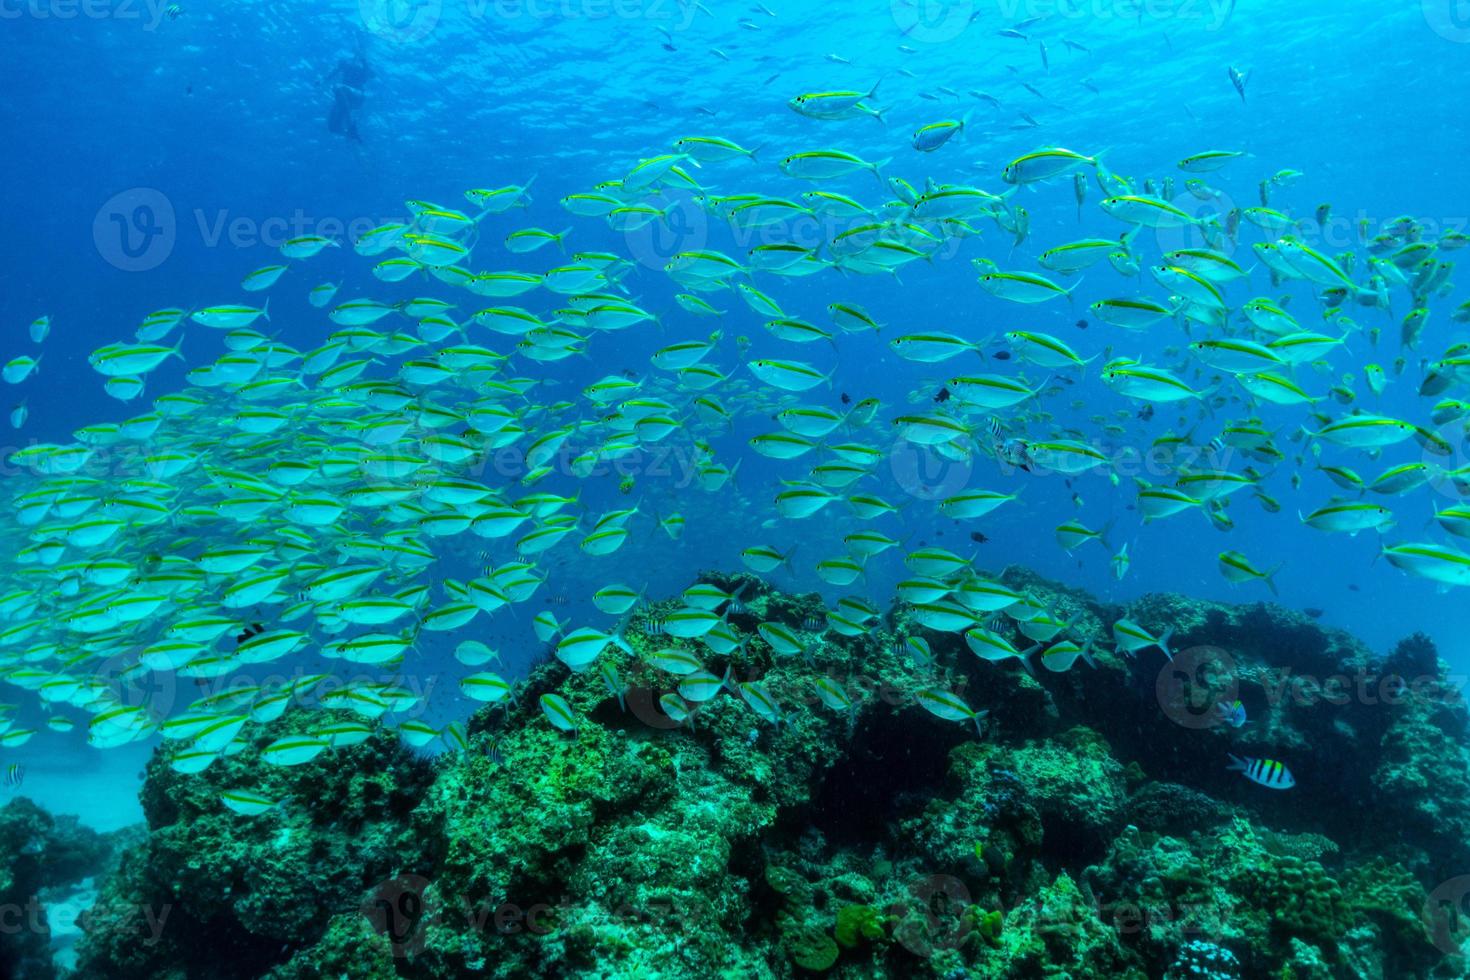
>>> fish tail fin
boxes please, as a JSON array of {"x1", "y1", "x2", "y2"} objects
[
  {"x1": 747, "y1": 143, "x2": 764, "y2": 163},
  {"x1": 1157, "y1": 628, "x2": 1175, "y2": 661},
  {"x1": 1264, "y1": 563, "x2": 1284, "y2": 597},
  {"x1": 262, "y1": 296, "x2": 271, "y2": 323},
  {"x1": 781, "y1": 543, "x2": 799, "y2": 573},
  {"x1": 1098, "y1": 517, "x2": 1118, "y2": 552},
  {"x1": 1226, "y1": 753, "x2": 1248, "y2": 772},
  {"x1": 1081, "y1": 640, "x2": 1097, "y2": 670},
  {"x1": 1063, "y1": 276, "x2": 1086, "y2": 309},
  {"x1": 1019, "y1": 643, "x2": 1040, "y2": 677},
  {"x1": 974, "y1": 332, "x2": 995, "y2": 363},
  {"x1": 973, "y1": 710, "x2": 987, "y2": 738}
]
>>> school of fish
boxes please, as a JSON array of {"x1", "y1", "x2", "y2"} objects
[{"x1": 5, "y1": 60, "x2": 1467, "y2": 804}]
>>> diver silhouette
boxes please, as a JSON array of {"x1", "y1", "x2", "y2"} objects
[{"x1": 327, "y1": 42, "x2": 373, "y2": 143}]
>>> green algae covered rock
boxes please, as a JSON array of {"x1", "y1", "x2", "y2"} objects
[
  {"x1": 994, "y1": 871, "x2": 1147, "y2": 978},
  {"x1": 72, "y1": 708, "x2": 433, "y2": 980},
  {"x1": 785, "y1": 923, "x2": 839, "y2": 971},
  {"x1": 69, "y1": 576, "x2": 1470, "y2": 979},
  {"x1": 835, "y1": 903, "x2": 886, "y2": 948}
]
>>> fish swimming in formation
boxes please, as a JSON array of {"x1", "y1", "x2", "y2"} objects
[{"x1": 0, "y1": 51, "x2": 1457, "y2": 832}]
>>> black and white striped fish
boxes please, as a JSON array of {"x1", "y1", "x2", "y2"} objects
[
  {"x1": 3, "y1": 763, "x2": 23, "y2": 790},
  {"x1": 1227, "y1": 754, "x2": 1293, "y2": 789}
]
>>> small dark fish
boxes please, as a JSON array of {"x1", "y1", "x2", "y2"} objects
[
  {"x1": 484, "y1": 738, "x2": 506, "y2": 768},
  {"x1": 801, "y1": 615, "x2": 823, "y2": 632},
  {"x1": 1303, "y1": 607, "x2": 1325, "y2": 619},
  {"x1": 970, "y1": 532, "x2": 989, "y2": 545},
  {"x1": 840, "y1": 392, "x2": 851, "y2": 404},
  {"x1": 1348, "y1": 584, "x2": 1361, "y2": 592},
  {"x1": 642, "y1": 615, "x2": 668, "y2": 635},
  {"x1": 934, "y1": 387, "x2": 951, "y2": 403},
  {"x1": 546, "y1": 594, "x2": 570, "y2": 606},
  {"x1": 1137, "y1": 405, "x2": 1155, "y2": 422},
  {"x1": 1075, "y1": 319, "x2": 1089, "y2": 330},
  {"x1": 234, "y1": 622, "x2": 266, "y2": 646},
  {"x1": 1057, "y1": 376, "x2": 1075, "y2": 385},
  {"x1": 4, "y1": 763, "x2": 23, "y2": 790},
  {"x1": 992, "y1": 350, "x2": 1012, "y2": 361}
]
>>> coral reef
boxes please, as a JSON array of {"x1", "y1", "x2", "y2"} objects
[
  {"x1": 67, "y1": 571, "x2": 1470, "y2": 978},
  {"x1": 71, "y1": 710, "x2": 434, "y2": 979},
  {"x1": 0, "y1": 798, "x2": 112, "y2": 980}
]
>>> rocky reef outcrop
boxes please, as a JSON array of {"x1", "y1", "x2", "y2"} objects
[
  {"x1": 66, "y1": 571, "x2": 1470, "y2": 978},
  {"x1": 0, "y1": 796, "x2": 113, "y2": 980}
]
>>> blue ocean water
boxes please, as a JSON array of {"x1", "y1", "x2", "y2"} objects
[{"x1": 0, "y1": 0, "x2": 1467, "y2": 831}]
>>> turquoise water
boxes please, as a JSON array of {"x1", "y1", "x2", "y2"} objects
[{"x1": 1, "y1": 1, "x2": 1470, "y2": 974}]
